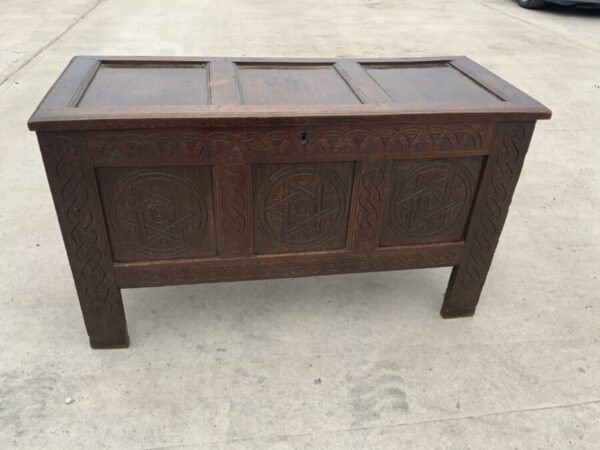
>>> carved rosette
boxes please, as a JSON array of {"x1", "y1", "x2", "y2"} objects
[
  {"x1": 256, "y1": 166, "x2": 348, "y2": 249},
  {"x1": 108, "y1": 171, "x2": 209, "y2": 258},
  {"x1": 381, "y1": 158, "x2": 483, "y2": 246}
]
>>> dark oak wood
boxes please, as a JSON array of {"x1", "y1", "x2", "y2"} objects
[
  {"x1": 96, "y1": 166, "x2": 218, "y2": 261},
  {"x1": 37, "y1": 134, "x2": 129, "y2": 348},
  {"x1": 114, "y1": 243, "x2": 464, "y2": 288},
  {"x1": 77, "y1": 62, "x2": 210, "y2": 107},
  {"x1": 441, "y1": 122, "x2": 536, "y2": 317},
  {"x1": 380, "y1": 156, "x2": 485, "y2": 246},
  {"x1": 29, "y1": 56, "x2": 551, "y2": 348},
  {"x1": 252, "y1": 162, "x2": 354, "y2": 254}
]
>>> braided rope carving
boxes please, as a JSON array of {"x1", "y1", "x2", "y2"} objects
[
  {"x1": 220, "y1": 166, "x2": 247, "y2": 255},
  {"x1": 52, "y1": 136, "x2": 115, "y2": 315},
  {"x1": 461, "y1": 124, "x2": 528, "y2": 290},
  {"x1": 356, "y1": 165, "x2": 386, "y2": 245}
]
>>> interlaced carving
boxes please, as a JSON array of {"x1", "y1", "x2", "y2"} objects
[
  {"x1": 51, "y1": 136, "x2": 116, "y2": 315},
  {"x1": 355, "y1": 165, "x2": 386, "y2": 245},
  {"x1": 219, "y1": 166, "x2": 248, "y2": 255},
  {"x1": 461, "y1": 124, "x2": 529, "y2": 290}
]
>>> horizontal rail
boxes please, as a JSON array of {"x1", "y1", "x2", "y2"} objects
[{"x1": 114, "y1": 242, "x2": 463, "y2": 288}]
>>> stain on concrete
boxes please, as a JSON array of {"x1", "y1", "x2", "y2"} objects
[
  {"x1": 0, "y1": 365, "x2": 61, "y2": 442},
  {"x1": 345, "y1": 360, "x2": 409, "y2": 426},
  {"x1": 365, "y1": 0, "x2": 394, "y2": 10}
]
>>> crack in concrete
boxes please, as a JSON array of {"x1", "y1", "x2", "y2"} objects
[
  {"x1": 141, "y1": 398, "x2": 600, "y2": 448},
  {"x1": 0, "y1": 0, "x2": 108, "y2": 89}
]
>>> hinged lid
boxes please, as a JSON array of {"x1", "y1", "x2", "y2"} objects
[{"x1": 28, "y1": 56, "x2": 551, "y2": 131}]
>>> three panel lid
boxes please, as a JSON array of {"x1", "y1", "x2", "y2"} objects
[{"x1": 28, "y1": 56, "x2": 551, "y2": 131}]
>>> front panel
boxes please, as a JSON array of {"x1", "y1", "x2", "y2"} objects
[
  {"x1": 252, "y1": 162, "x2": 354, "y2": 254},
  {"x1": 380, "y1": 157, "x2": 484, "y2": 246},
  {"x1": 97, "y1": 166, "x2": 217, "y2": 261},
  {"x1": 89, "y1": 124, "x2": 490, "y2": 276}
]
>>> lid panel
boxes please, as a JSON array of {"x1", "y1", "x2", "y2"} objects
[
  {"x1": 363, "y1": 62, "x2": 502, "y2": 106},
  {"x1": 78, "y1": 62, "x2": 209, "y2": 107},
  {"x1": 235, "y1": 64, "x2": 362, "y2": 106},
  {"x1": 27, "y1": 56, "x2": 552, "y2": 131}
]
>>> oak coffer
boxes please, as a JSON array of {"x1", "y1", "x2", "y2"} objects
[{"x1": 28, "y1": 56, "x2": 551, "y2": 348}]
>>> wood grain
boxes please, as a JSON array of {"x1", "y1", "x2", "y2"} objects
[
  {"x1": 441, "y1": 122, "x2": 535, "y2": 317},
  {"x1": 115, "y1": 243, "x2": 463, "y2": 288},
  {"x1": 30, "y1": 56, "x2": 550, "y2": 348},
  {"x1": 38, "y1": 133, "x2": 129, "y2": 348}
]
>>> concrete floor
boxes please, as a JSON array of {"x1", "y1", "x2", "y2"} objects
[{"x1": 1, "y1": 0, "x2": 599, "y2": 448}]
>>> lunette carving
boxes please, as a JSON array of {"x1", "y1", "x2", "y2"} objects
[{"x1": 89, "y1": 124, "x2": 489, "y2": 164}]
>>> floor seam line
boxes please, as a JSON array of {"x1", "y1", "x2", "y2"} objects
[
  {"x1": 140, "y1": 399, "x2": 600, "y2": 448},
  {"x1": 0, "y1": 0, "x2": 108, "y2": 89}
]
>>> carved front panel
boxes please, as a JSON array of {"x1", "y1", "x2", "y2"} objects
[
  {"x1": 252, "y1": 162, "x2": 354, "y2": 254},
  {"x1": 97, "y1": 166, "x2": 217, "y2": 261},
  {"x1": 380, "y1": 157, "x2": 484, "y2": 246}
]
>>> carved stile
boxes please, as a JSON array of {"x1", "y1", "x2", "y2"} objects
[
  {"x1": 351, "y1": 160, "x2": 390, "y2": 251},
  {"x1": 441, "y1": 122, "x2": 535, "y2": 317},
  {"x1": 38, "y1": 134, "x2": 128, "y2": 348},
  {"x1": 217, "y1": 165, "x2": 248, "y2": 257}
]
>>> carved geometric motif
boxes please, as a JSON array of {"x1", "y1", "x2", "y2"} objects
[
  {"x1": 89, "y1": 124, "x2": 489, "y2": 165},
  {"x1": 381, "y1": 158, "x2": 484, "y2": 245},
  {"x1": 253, "y1": 163, "x2": 353, "y2": 253},
  {"x1": 98, "y1": 167, "x2": 216, "y2": 260}
]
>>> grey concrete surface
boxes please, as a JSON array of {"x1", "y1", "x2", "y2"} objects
[{"x1": 1, "y1": 0, "x2": 599, "y2": 448}]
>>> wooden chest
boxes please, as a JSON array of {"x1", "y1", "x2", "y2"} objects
[{"x1": 28, "y1": 56, "x2": 551, "y2": 348}]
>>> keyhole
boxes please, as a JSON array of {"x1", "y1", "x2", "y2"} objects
[{"x1": 300, "y1": 132, "x2": 308, "y2": 145}]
